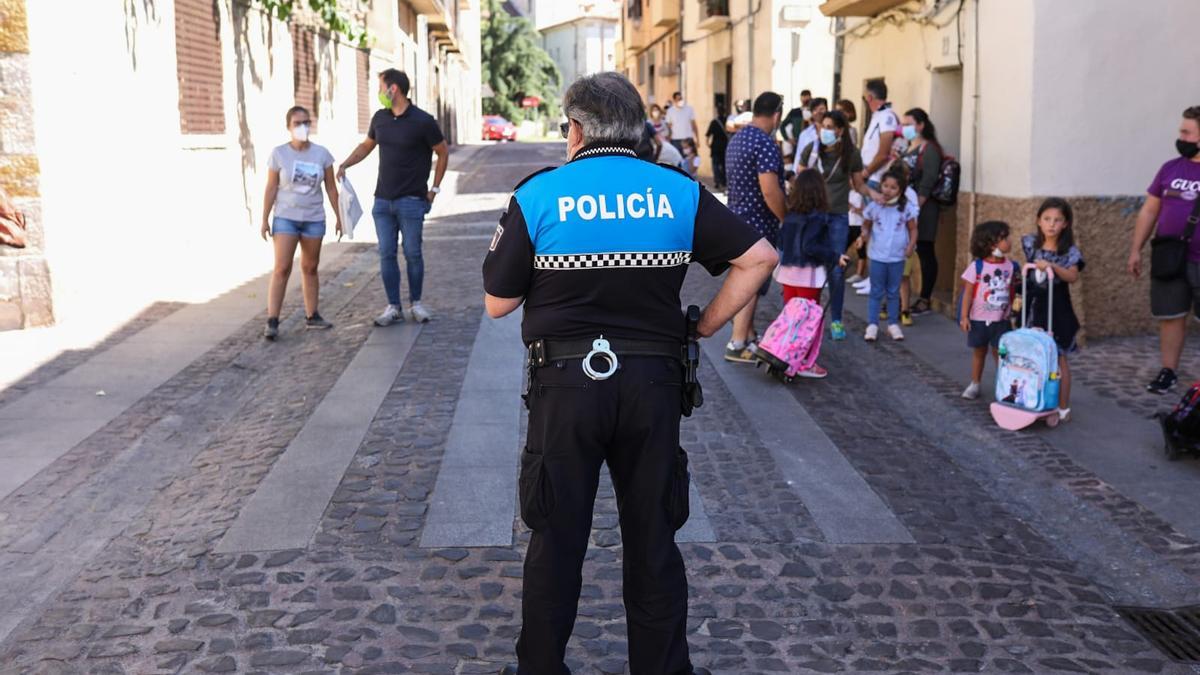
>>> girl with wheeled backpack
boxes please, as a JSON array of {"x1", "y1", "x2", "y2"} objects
[
  {"x1": 1021, "y1": 198, "x2": 1085, "y2": 422},
  {"x1": 755, "y1": 169, "x2": 847, "y2": 381}
]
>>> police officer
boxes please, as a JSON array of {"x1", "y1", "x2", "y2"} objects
[{"x1": 483, "y1": 72, "x2": 777, "y2": 675}]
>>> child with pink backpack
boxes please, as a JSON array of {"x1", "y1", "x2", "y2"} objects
[{"x1": 755, "y1": 169, "x2": 848, "y2": 380}]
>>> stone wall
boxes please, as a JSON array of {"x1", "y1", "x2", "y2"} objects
[
  {"x1": 0, "y1": 0, "x2": 51, "y2": 330},
  {"x1": 954, "y1": 193, "x2": 1153, "y2": 342}
]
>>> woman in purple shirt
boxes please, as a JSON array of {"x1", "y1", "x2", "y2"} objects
[{"x1": 1129, "y1": 106, "x2": 1200, "y2": 395}]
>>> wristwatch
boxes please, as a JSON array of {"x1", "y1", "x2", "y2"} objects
[{"x1": 429, "y1": 186, "x2": 442, "y2": 194}]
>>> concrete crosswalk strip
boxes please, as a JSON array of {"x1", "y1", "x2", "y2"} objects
[
  {"x1": 0, "y1": 248, "x2": 347, "y2": 502},
  {"x1": 217, "y1": 321, "x2": 422, "y2": 553},
  {"x1": 420, "y1": 312, "x2": 525, "y2": 548},
  {"x1": 701, "y1": 325, "x2": 913, "y2": 545}
]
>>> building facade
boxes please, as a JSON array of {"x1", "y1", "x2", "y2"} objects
[
  {"x1": 618, "y1": 0, "x2": 835, "y2": 178},
  {"x1": 538, "y1": 0, "x2": 621, "y2": 94},
  {"x1": 1, "y1": 0, "x2": 481, "y2": 330},
  {"x1": 829, "y1": 0, "x2": 1200, "y2": 337}
]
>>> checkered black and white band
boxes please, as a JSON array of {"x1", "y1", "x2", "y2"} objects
[{"x1": 534, "y1": 251, "x2": 692, "y2": 270}]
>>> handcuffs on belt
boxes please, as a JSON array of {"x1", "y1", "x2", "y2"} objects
[{"x1": 582, "y1": 337, "x2": 619, "y2": 381}]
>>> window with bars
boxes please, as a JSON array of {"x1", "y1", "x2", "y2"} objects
[
  {"x1": 291, "y1": 23, "x2": 319, "y2": 132},
  {"x1": 174, "y1": 0, "x2": 226, "y2": 134},
  {"x1": 356, "y1": 49, "x2": 371, "y2": 133}
]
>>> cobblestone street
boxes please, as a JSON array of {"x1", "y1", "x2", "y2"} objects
[{"x1": 5, "y1": 142, "x2": 1200, "y2": 675}]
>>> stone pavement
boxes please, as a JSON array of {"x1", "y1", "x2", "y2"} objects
[{"x1": 0, "y1": 142, "x2": 1198, "y2": 674}]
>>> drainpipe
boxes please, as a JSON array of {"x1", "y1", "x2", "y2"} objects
[
  {"x1": 747, "y1": 0, "x2": 764, "y2": 96},
  {"x1": 968, "y1": 0, "x2": 981, "y2": 230}
]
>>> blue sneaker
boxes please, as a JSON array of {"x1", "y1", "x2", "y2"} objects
[{"x1": 830, "y1": 321, "x2": 846, "y2": 341}]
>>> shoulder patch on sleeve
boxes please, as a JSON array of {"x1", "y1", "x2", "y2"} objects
[
  {"x1": 655, "y1": 162, "x2": 697, "y2": 181},
  {"x1": 513, "y1": 166, "x2": 558, "y2": 192}
]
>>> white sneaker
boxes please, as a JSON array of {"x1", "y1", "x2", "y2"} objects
[
  {"x1": 855, "y1": 281, "x2": 871, "y2": 296},
  {"x1": 406, "y1": 302, "x2": 433, "y2": 323},
  {"x1": 374, "y1": 304, "x2": 403, "y2": 327},
  {"x1": 1057, "y1": 408, "x2": 1071, "y2": 423},
  {"x1": 864, "y1": 324, "x2": 879, "y2": 342},
  {"x1": 846, "y1": 274, "x2": 864, "y2": 284},
  {"x1": 887, "y1": 324, "x2": 904, "y2": 341},
  {"x1": 962, "y1": 382, "x2": 981, "y2": 399},
  {"x1": 853, "y1": 277, "x2": 870, "y2": 288}
]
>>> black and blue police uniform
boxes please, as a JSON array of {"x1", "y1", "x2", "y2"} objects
[{"x1": 483, "y1": 142, "x2": 761, "y2": 675}]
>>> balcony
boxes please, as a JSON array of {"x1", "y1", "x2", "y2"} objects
[
  {"x1": 651, "y1": 0, "x2": 679, "y2": 27},
  {"x1": 697, "y1": 0, "x2": 729, "y2": 32},
  {"x1": 818, "y1": 0, "x2": 909, "y2": 17}
]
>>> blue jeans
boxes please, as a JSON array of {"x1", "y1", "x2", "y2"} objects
[
  {"x1": 868, "y1": 260, "x2": 904, "y2": 327},
  {"x1": 272, "y1": 217, "x2": 326, "y2": 239},
  {"x1": 373, "y1": 196, "x2": 429, "y2": 306},
  {"x1": 826, "y1": 213, "x2": 849, "y2": 323}
]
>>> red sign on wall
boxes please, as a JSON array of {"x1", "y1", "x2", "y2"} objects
[{"x1": 521, "y1": 96, "x2": 541, "y2": 108}]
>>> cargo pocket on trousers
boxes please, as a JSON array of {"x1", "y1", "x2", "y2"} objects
[
  {"x1": 519, "y1": 447, "x2": 555, "y2": 532},
  {"x1": 666, "y1": 446, "x2": 691, "y2": 531}
]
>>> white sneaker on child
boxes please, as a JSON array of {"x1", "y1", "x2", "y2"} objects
[
  {"x1": 1057, "y1": 408, "x2": 1071, "y2": 423},
  {"x1": 864, "y1": 325, "x2": 879, "y2": 342},
  {"x1": 853, "y1": 277, "x2": 870, "y2": 288},
  {"x1": 855, "y1": 281, "x2": 871, "y2": 296},
  {"x1": 846, "y1": 274, "x2": 864, "y2": 284},
  {"x1": 887, "y1": 324, "x2": 904, "y2": 341},
  {"x1": 962, "y1": 382, "x2": 981, "y2": 399}
]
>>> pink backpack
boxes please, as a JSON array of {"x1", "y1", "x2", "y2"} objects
[{"x1": 754, "y1": 298, "x2": 825, "y2": 380}]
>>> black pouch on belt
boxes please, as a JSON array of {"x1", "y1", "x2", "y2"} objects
[{"x1": 1150, "y1": 198, "x2": 1200, "y2": 281}]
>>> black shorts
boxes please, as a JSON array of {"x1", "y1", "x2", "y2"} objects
[
  {"x1": 968, "y1": 319, "x2": 1010, "y2": 349},
  {"x1": 1150, "y1": 263, "x2": 1200, "y2": 320},
  {"x1": 848, "y1": 225, "x2": 863, "y2": 255}
]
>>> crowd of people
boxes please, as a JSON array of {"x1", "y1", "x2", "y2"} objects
[{"x1": 709, "y1": 82, "x2": 1089, "y2": 421}]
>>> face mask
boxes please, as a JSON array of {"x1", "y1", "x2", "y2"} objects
[
  {"x1": 1178, "y1": 139, "x2": 1200, "y2": 159},
  {"x1": 992, "y1": 247, "x2": 1004, "y2": 258},
  {"x1": 902, "y1": 125, "x2": 918, "y2": 141},
  {"x1": 819, "y1": 129, "x2": 838, "y2": 146},
  {"x1": 290, "y1": 124, "x2": 309, "y2": 142},
  {"x1": 802, "y1": 108, "x2": 813, "y2": 121},
  {"x1": 885, "y1": 195, "x2": 900, "y2": 206},
  {"x1": 378, "y1": 88, "x2": 393, "y2": 109}
]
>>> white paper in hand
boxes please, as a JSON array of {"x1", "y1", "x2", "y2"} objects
[{"x1": 338, "y1": 176, "x2": 363, "y2": 240}]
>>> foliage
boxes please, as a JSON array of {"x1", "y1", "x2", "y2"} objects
[
  {"x1": 481, "y1": 0, "x2": 561, "y2": 121},
  {"x1": 251, "y1": 0, "x2": 368, "y2": 48}
]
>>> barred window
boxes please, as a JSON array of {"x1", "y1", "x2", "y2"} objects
[
  {"x1": 291, "y1": 23, "x2": 319, "y2": 131},
  {"x1": 174, "y1": 0, "x2": 225, "y2": 134}
]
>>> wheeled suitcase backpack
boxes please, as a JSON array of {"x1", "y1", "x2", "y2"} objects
[
  {"x1": 754, "y1": 297, "x2": 824, "y2": 382},
  {"x1": 990, "y1": 264, "x2": 1062, "y2": 430}
]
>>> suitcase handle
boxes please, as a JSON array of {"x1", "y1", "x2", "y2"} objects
[{"x1": 1020, "y1": 262, "x2": 1053, "y2": 335}]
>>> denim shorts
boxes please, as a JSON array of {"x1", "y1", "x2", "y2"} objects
[
  {"x1": 967, "y1": 320, "x2": 1010, "y2": 349},
  {"x1": 273, "y1": 217, "x2": 326, "y2": 239}
]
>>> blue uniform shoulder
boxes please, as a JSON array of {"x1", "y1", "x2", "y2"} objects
[
  {"x1": 512, "y1": 166, "x2": 558, "y2": 193},
  {"x1": 654, "y1": 162, "x2": 697, "y2": 181}
]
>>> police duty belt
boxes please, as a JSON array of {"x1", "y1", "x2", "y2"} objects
[{"x1": 528, "y1": 337, "x2": 684, "y2": 381}]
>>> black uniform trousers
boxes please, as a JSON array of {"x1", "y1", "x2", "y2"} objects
[{"x1": 517, "y1": 354, "x2": 692, "y2": 675}]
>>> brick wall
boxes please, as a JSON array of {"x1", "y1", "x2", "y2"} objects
[{"x1": 0, "y1": 0, "x2": 52, "y2": 329}]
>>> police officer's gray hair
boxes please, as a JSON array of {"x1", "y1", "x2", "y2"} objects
[{"x1": 562, "y1": 72, "x2": 646, "y2": 146}]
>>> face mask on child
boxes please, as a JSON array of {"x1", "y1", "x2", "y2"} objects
[{"x1": 992, "y1": 247, "x2": 1004, "y2": 258}]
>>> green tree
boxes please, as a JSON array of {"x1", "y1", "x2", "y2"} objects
[
  {"x1": 481, "y1": 0, "x2": 561, "y2": 121},
  {"x1": 250, "y1": 0, "x2": 368, "y2": 48}
]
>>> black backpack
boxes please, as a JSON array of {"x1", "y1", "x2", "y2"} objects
[{"x1": 930, "y1": 149, "x2": 961, "y2": 206}]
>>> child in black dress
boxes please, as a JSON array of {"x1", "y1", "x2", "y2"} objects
[{"x1": 1022, "y1": 197, "x2": 1084, "y2": 422}]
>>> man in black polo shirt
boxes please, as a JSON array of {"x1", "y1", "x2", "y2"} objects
[{"x1": 338, "y1": 69, "x2": 449, "y2": 325}]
